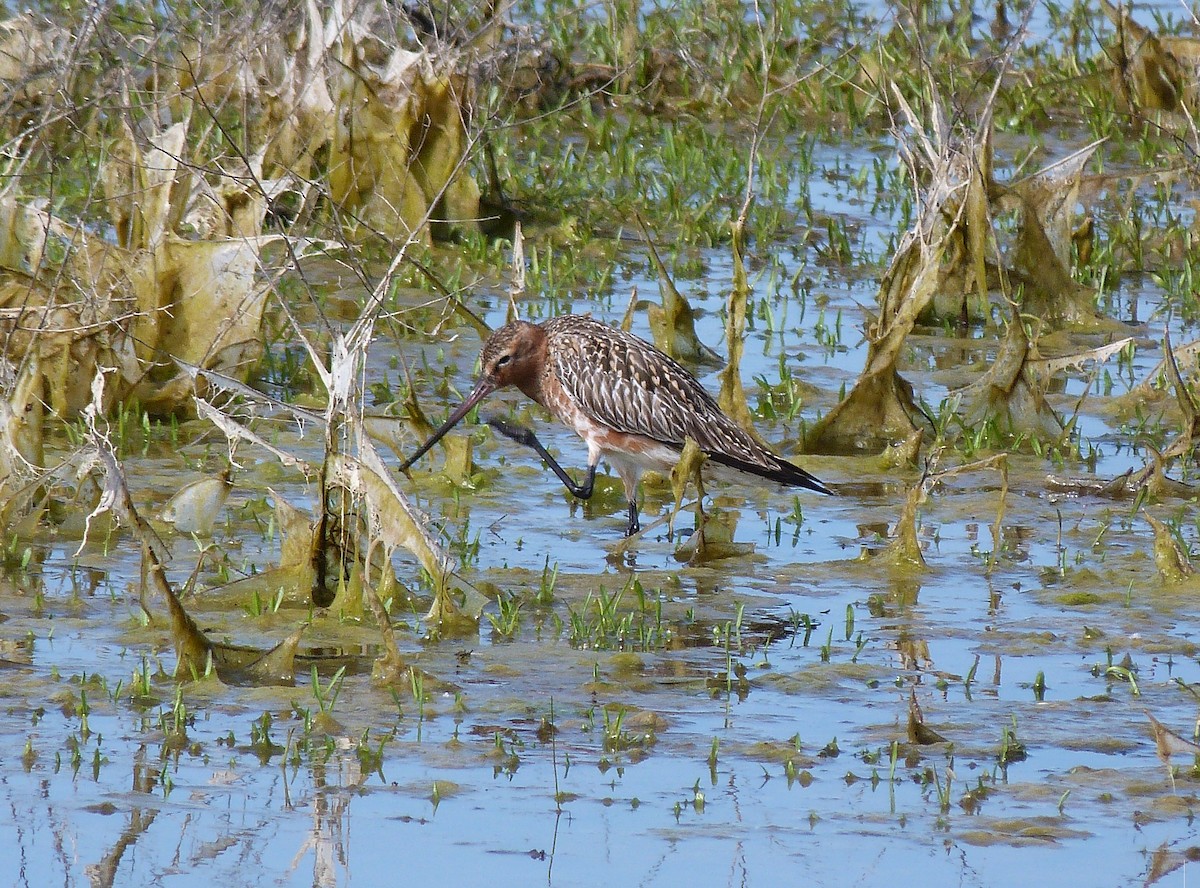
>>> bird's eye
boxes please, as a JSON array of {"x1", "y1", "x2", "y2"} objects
[{"x1": 495, "y1": 354, "x2": 513, "y2": 368}]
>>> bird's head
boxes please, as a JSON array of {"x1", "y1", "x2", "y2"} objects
[
  {"x1": 397, "y1": 321, "x2": 545, "y2": 472},
  {"x1": 478, "y1": 320, "x2": 544, "y2": 390}
]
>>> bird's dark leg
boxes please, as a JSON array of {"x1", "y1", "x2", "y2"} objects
[
  {"x1": 625, "y1": 500, "x2": 641, "y2": 537},
  {"x1": 488, "y1": 418, "x2": 596, "y2": 499}
]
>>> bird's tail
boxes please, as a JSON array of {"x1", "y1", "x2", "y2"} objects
[{"x1": 706, "y1": 451, "x2": 833, "y2": 495}]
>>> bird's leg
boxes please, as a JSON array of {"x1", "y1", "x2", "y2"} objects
[
  {"x1": 625, "y1": 500, "x2": 641, "y2": 537},
  {"x1": 488, "y1": 418, "x2": 596, "y2": 499}
]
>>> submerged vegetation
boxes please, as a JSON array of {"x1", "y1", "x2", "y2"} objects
[{"x1": 4, "y1": 0, "x2": 1200, "y2": 883}]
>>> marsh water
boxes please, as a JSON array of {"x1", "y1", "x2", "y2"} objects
[
  {"x1": 7, "y1": 3, "x2": 1200, "y2": 888},
  {"x1": 8, "y1": 188, "x2": 1200, "y2": 888}
]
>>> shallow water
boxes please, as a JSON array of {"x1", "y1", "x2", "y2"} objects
[
  {"x1": 8, "y1": 30, "x2": 1200, "y2": 888},
  {"x1": 9, "y1": 231, "x2": 1200, "y2": 888}
]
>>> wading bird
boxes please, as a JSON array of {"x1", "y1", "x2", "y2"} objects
[{"x1": 398, "y1": 315, "x2": 831, "y2": 535}]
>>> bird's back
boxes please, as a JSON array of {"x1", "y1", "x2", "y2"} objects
[{"x1": 540, "y1": 315, "x2": 828, "y2": 493}]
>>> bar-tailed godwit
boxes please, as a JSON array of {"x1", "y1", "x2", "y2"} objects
[{"x1": 398, "y1": 314, "x2": 831, "y2": 535}]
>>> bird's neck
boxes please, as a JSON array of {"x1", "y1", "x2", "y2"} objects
[{"x1": 513, "y1": 324, "x2": 550, "y2": 407}]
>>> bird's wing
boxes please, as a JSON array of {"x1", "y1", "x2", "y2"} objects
[{"x1": 548, "y1": 319, "x2": 774, "y2": 469}]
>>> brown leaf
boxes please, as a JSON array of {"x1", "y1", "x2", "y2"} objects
[
  {"x1": 908, "y1": 689, "x2": 947, "y2": 744},
  {"x1": 1145, "y1": 710, "x2": 1200, "y2": 762}
]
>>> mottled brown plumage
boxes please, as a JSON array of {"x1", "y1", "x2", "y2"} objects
[{"x1": 400, "y1": 314, "x2": 830, "y2": 535}]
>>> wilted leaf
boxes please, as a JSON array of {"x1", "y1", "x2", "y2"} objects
[
  {"x1": 160, "y1": 469, "x2": 233, "y2": 536},
  {"x1": 1146, "y1": 710, "x2": 1200, "y2": 762},
  {"x1": 1009, "y1": 141, "x2": 1104, "y2": 272},
  {"x1": 329, "y1": 43, "x2": 479, "y2": 242},
  {"x1": 440, "y1": 433, "x2": 475, "y2": 485},
  {"x1": 877, "y1": 474, "x2": 928, "y2": 569},
  {"x1": 328, "y1": 440, "x2": 485, "y2": 630},
  {"x1": 638, "y1": 215, "x2": 719, "y2": 366},
  {"x1": 257, "y1": 0, "x2": 336, "y2": 180},
  {"x1": 805, "y1": 234, "x2": 934, "y2": 453},
  {"x1": 925, "y1": 128, "x2": 994, "y2": 323},
  {"x1": 102, "y1": 120, "x2": 187, "y2": 253},
  {"x1": 668, "y1": 437, "x2": 707, "y2": 540},
  {"x1": 1110, "y1": 336, "x2": 1200, "y2": 436},
  {"x1": 673, "y1": 509, "x2": 754, "y2": 564},
  {"x1": 1008, "y1": 146, "x2": 1109, "y2": 328},
  {"x1": 717, "y1": 226, "x2": 766, "y2": 444},
  {"x1": 956, "y1": 316, "x2": 1065, "y2": 443},
  {"x1": 2, "y1": 117, "x2": 289, "y2": 416},
  {"x1": 0, "y1": 353, "x2": 45, "y2": 531},
  {"x1": 1101, "y1": 0, "x2": 1199, "y2": 114},
  {"x1": 1145, "y1": 512, "x2": 1194, "y2": 583},
  {"x1": 328, "y1": 559, "x2": 369, "y2": 621},
  {"x1": 328, "y1": 452, "x2": 448, "y2": 587},
  {"x1": 0, "y1": 194, "x2": 50, "y2": 272},
  {"x1": 806, "y1": 80, "x2": 969, "y2": 454},
  {"x1": 186, "y1": 492, "x2": 316, "y2": 610},
  {"x1": 908, "y1": 689, "x2": 947, "y2": 744},
  {"x1": 194, "y1": 399, "x2": 316, "y2": 475},
  {"x1": 271, "y1": 489, "x2": 317, "y2": 571},
  {"x1": 134, "y1": 236, "x2": 269, "y2": 412},
  {"x1": 206, "y1": 626, "x2": 307, "y2": 686},
  {"x1": 365, "y1": 566, "x2": 428, "y2": 684},
  {"x1": 0, "y1": 354, "x2": 43, "y2": 478},
  {"x1": 243, "y1": 627, "x2": 307, "y2": 685},
  {"x1": 0, "y1": 14, "x2": 71, "y2": 107}
]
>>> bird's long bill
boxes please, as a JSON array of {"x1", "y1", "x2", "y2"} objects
[{"x1": 397, "y1": 378, "x2": 495, "y2": 472}]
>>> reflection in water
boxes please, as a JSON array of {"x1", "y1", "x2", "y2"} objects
[
  {"x1": 289, "y1": 755, "x2": 363, "y2": 887},
  {"x1": 86, "y1": 746, "x2": 158, "y2": 888},
  {"x1": 987, "y1": 579, "x2": 1003, "y2": 616},
  {"x1": 888, "y1": 575, "x2": 921, "y2": 609},
  {"x1": 544, "y1": 809, "x2": 561, "y2": 885},
  {"x1": 893, "y1": 634, "x2": 932, "y2": 672},
  {"x1": 873, "y1": 574, "x2": 928, "y2": 670},
  {"x1": 999, "y1": 525, "x2": 1033, "y2": 562}
]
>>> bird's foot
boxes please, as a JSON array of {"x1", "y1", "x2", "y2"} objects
[
  {"x1": 487, "y1": 417, "x2": 538, "y2": 448},
  {"x1": 624, "y1": 502, "x2": 641, "y2": 537}
]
